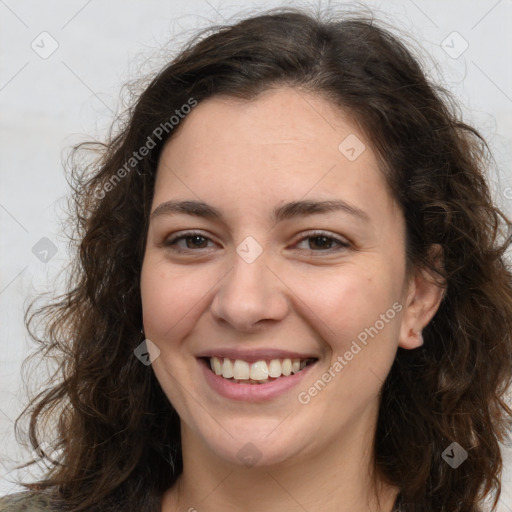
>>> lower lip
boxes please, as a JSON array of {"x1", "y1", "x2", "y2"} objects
[{"x1": 199, "y1": 359, "x2": 316, "y2": 402}]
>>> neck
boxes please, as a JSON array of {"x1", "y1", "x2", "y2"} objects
[{"x1": 161, "y1": 403, "x2": 398, "y2": 512}]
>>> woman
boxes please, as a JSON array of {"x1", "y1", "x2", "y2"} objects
[{"x1": 1, "y1": 7, "x2": 511, "y2": 512}]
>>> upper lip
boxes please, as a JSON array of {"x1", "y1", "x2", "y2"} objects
[{"x1": 195, "y1": 348, "x2": 319, "y2": 363}]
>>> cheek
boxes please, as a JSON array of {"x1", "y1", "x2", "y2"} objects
[
  {"x1": 140, "y1": 255, "x2": 212, "y2": 342},
  {"x1": 294, "y1": 263, "x2": 402, "y2": 352}
]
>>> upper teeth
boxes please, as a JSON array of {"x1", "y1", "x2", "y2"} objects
[{"x1": 209, "y1": 357, "x2": 309, "y2": 381}]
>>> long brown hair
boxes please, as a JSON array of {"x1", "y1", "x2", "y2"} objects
[{"x1": 17, "y1": 7, "x2": 512, "y2": 512}]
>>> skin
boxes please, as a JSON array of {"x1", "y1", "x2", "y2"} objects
[{"x1": 140, "y1": 86, "x2": 444, "y2": 512}]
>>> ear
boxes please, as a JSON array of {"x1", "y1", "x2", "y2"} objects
[{"x1": 399, "y1": 245, "x2": 446, "y2": 350}]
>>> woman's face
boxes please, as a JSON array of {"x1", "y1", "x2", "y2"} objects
[{"x1": 140, "y1": 87, "x2": 418, "y2": 468}]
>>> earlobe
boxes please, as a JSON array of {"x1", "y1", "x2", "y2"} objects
[{"x1": 400, "y1": 328, "x2": 424, "y2": 350}]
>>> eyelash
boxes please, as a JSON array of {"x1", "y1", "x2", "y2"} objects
[{"x1": 163, "y1": 230, "x2": 351, "y2": 254}]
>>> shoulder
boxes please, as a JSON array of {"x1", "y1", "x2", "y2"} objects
[{"x1": 0, "y1": 491, "x2": 60, "y2": 512}]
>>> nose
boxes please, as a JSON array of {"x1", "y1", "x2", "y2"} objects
[{"x1": 209, "y1": 250, "x2": 290, "y2": 333}]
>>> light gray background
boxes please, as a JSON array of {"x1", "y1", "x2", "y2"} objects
[{"x1": 1, "y1": 0, "x2": 511, "y2": 508}]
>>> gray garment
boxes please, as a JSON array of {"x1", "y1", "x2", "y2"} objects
[{"x1": 0, "y1": 492, "x2": 59, "y2": 512}]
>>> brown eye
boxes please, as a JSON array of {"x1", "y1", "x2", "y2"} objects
[
  {"x1": 294, "y1": 231, "x2": 350, "y2": 252},
  {"x1": 163, "y1": 232, "x2": 216, "y2": 252},
  {"x1": 183, "y1": 235, "x2": 209, "y2": 249},
  {"x1": 308, "y1": 235, "x2": 335, "y2": 250}
]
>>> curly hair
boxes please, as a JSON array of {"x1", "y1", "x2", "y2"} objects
[{"x1": 16, "y1": 7, "x2": 512, "y2": 512}]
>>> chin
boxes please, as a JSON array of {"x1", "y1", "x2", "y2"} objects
[{"x1": 183, "y1": 410, "x2": 322, "y2": 469}]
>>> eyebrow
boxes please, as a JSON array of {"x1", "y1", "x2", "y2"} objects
[{"x1": 150, "y1": 199, "x2": 370, "y2": 223}]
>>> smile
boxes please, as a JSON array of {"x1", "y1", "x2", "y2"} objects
[
  {"x1": 198, "y1": 354, "x2": 318, "y2": 401},
  {"x1": 208, "y1": 356, "x2": 316, "y2": 384}
]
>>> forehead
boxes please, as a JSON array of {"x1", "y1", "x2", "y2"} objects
[{"x1": 153, "y1": 87, "x2": 399, "y2": 227}]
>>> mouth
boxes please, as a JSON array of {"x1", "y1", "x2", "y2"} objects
[{"x1": 200, "y1": 356, "x2": 318, "y2": 384}]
